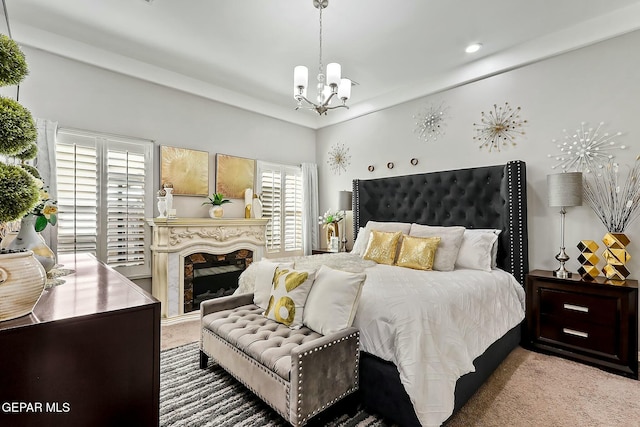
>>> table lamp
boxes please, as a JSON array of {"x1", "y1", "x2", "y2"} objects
[
  {"x1": 338, "y1": 190, "x2": 353, "y2": 252},
  {"x1": 547, "y1": 172, "x2": 583, "y2": 278}
]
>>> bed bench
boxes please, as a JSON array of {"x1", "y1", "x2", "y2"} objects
[{"x1": 199, "y1": 293, "x2": 360, "y2": 426}]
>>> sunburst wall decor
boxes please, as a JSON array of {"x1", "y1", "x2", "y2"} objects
[
  {"x1": 548, "y1": 122, "x2": 626, "y2": 173},
  {"x1": 473, "y1": 102, "x2": 527, "y2": 152},
  {"x1": 413, "y1": 102, "x2": 447, "y2": 142},
  {"x1": 327, "y1": 143, "x2": 351, "y2": 175}
]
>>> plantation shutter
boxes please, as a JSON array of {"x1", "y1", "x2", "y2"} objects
[
  {"x1": 283, "y1": 166, "x2": 303, "y2": 250},
  {"x1": 55, "y1": 129, "x2": 153, "y2": 278},
  {"x1": 104, "y1": 142, "x2": 149, "y2": 274},
  {"x1": 257, "y1": 161, "x2": 303, "y2": 256},
  {"x1": 55, "y1": 133, "x2": 99, "y2": 254}
]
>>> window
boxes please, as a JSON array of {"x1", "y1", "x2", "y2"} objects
[
  {"x1": 257, "y1": 161, "x2": 303, "y2": 256},
  {"x1": 55, "y1": 129, "x2": 154, "y2": 278}
]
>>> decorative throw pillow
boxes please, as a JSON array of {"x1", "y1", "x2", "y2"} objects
[
  {"x1": 363, "y1": 230, "x2": 403, "y2": 265},
  {"x1": 455, "y1": 230, "x2": 499, "y2": 271},
  {"x1": 252, "y1": 261, "x2": 294, "y2": 309},
  {"x1": 303, "y1": 265, "x2": 367, "y2": 335},
  {"x1": 395, "y1": 235, "x2": 441, "y2": 270},
  {"x1": 264, "y1": 267, "x2": 316, "y2": 329},
  {"x1": 351, "y1": 227, "x2": 367, "y2": 255},
  {"x1": 354, "y1": 221, "x2": 412, "y2": 256},
  {"x1": 409, "y1": 224, "x2": 465, "y2": 271}
]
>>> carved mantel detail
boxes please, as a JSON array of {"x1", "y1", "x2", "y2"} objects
[{"x1": 147, "y1": 218, "x2": 269, "y2": 318}]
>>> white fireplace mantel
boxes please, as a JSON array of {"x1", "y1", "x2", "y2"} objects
[{"x1": 147, "y1": 218, "x2": 269, "y2": 318}]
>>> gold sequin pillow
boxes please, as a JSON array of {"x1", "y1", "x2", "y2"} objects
[
  {"x1": 264, "y1": 266, "x2": 316, "y2": 329},
  {"x1": 395, "y1": 235, "x2": 441, "y2": 270},
  {"x1": 363, "y1": 230, "x2": 403, "y2": 265}
]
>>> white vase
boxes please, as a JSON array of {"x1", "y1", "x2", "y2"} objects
[
  {"x1": 7, "y1": 215, "x2": 56, "y2": 273},
  {"x1": 209, "y1": 206, "x2": 224, "y2": 219},
  {"x1": 0, "y1": 249, "x2": 46, "y2": 321},
  {"x1": 164, "y1": 187, "x2": 174, "y2": 216},
  {"x1": 252, "y1": 195, "x2": 263, "y2": 219},
  {"x1": 157, "y1": 196, "x2": 167, "y2": 218}
]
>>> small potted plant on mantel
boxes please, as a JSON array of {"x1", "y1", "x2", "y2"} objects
[{"x1": 203, "y1": 193, "x2": 231, "y2": 219}]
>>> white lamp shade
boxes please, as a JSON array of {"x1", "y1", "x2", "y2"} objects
[
  {"x1": 338, "y1": 79, "x2": 351, "y2": 100},
  {"x1": 320, "y1": 85, "x2": 331, "y2": 103},
  {"x1": 339, "y1": 191, "x2": 353, "y2": 211},
  {"x1": 547, "y1": 172, "x2": 583, "y2": 207},
  {"x1": 294, "y1": 66, "x2": 308, "y2": 89},
  {"x1": 326, "y1": 63, "x2": 341, "y2": 86}
]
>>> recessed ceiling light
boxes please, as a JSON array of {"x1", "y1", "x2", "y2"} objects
[{"x1": 465, "y1": 43, "x2": 482, "y2": 53}]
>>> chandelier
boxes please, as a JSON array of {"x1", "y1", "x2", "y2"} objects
[{"x1": 293, "y1": 0, "x2": 351, "y2": 115}]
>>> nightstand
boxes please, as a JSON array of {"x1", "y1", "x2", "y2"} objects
[{"x1": 524, "y1": 270, "x2": 638, "y2": 379}]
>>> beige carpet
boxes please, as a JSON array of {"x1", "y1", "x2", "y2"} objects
[{"x1": 162, "y1": 321, "x2": 640, "y2": 426}]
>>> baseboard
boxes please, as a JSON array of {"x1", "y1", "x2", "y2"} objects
[{"x1": 161, "y1": 311, "x2": 200, "y2": 326}]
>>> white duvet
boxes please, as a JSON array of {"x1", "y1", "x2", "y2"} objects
[
  {"x1": 236, "y1": 254, "x2": 525, "y2": 427},
  {"x1": 354, "y1": 264, "x2": 525, "y2": 427}
]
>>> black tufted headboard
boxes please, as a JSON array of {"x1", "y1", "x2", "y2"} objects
[{"x1": 352, "y1": 161, "x2": 528, "y2": 285}]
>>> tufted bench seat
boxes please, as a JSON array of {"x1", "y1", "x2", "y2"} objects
[{"x1": 200, "y1": 293, "x2": 360, "y2": 426}]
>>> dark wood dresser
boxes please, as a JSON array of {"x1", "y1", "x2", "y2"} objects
[
  {"x1": 524, "y1": 269, "x2": 638, "y2": 379},
  {"x1": 0, "y1": 254, "x2": 161, "y2": 426}
]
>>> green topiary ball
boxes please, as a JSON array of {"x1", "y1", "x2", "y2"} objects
[
  {"x1": 0, "y1": 96, "x2": 37, "y2": 156},
  {"x1": 0, "y1": 163, "x2": 40, "y2": 223},
  {"x1": 14, "y1": 142, "x2": 38, "y2": 161},
  {"x1": 0, "y1": 34, "x2": 28, "y2": 86},
  {"x1": 19, "y1": 163, "x2": 41, "y2": 179}
]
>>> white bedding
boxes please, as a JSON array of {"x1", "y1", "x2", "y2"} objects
[
  {"x1": 354, "y1": 264, "x2": 525, "y2": 426},
  {"x1": 236, "y1": 253, "x2": 525, "y2": 427}
]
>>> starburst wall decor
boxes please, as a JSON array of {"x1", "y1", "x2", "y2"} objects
[
  {"x1": 473, "y1": 102, "x2": 527, "y2": 152},
  {"x1": 327, "y1": 143, "x2": 351, "y2": 175},
  {"x1": 413, "y1": 102, "x2": 448, "y2": 142},
  {"x1": 548, "y1": 122, "x2": 626, "y2": 173}
]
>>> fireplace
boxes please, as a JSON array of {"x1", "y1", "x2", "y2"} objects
[
  {"x1": 183, "y1": 249, "x2": 252, "y2": 313},
  {"x1": 147, "y1": 218, "x2": 268, "y2": 318}
]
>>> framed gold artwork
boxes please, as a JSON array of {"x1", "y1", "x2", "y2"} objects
[
  {"x1": 160, "y1": 146, "x2": 209, "y2": 196},
  {"x1": 215, "y1": 154, "x2": 255, "y2": 199}
]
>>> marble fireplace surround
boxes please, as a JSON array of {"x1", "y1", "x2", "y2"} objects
[{"x1": 147, "y1": 218, "x2": 269, "y2": 319}]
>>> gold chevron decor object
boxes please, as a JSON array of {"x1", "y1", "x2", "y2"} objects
[
  {"x1": 602, "y1": 232, "x2": 631, "y2": 281},
  {"x1": 577, "y1": 240, "x2": 600, "y2": 280}
]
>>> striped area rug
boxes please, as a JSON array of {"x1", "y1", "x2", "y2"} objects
[{"x1": 160, "y1": 342, "x2": 389, "y2": 427}]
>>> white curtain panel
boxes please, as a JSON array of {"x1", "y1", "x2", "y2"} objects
[
  {"x1": 35, "y1": 118, "x2": 58, "y2": 252},
  {"x1": 301, "y1": 162, "x2": 319, "y2": 255}
]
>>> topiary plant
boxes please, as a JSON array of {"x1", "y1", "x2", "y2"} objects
[
  {"x1": 0, "y1": 33, "x2": 39, "y2": 224},
  {"x1": 0, "y1": 34, "x2": 28, "y2": 86}
]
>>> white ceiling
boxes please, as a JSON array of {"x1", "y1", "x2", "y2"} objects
[{"x1": 5, "y1": 0, "x2": 640, "y2": 129}]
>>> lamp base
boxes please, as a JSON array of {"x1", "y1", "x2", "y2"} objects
[
  {"x1": 554, "y1": 247, "x2": 572, "y2": 279},
  {"x1": 553, "y1": 268, "x2": 572, "y2": 279}
]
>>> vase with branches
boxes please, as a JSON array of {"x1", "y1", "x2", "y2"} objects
[{"x1": 583, "y1": 157, "x2": 640, "y2": 280}]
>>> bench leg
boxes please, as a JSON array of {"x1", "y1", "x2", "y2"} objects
[{"x1": 199, "y1": 350, "x2": 209, "y2": 369}]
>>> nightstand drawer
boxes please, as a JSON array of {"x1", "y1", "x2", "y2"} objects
[
  {"x1": 539, "y1": 288, "x2": 617, "y2": 326},
  {"x1": 539, "y1": 314, "x2": 616, "y2": 356}
]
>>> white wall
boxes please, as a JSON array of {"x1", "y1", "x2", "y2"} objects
[
  {"x1": 18, "y1": 46, "x2": 316, "y2": 219},
  {"x1": 316, "y1": 29, "x2": 640, "y2": 281}
]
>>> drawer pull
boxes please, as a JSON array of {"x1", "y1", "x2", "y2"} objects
[
  {"x1": 563, "y1": 303, "x2": 589, "y2": 313},
  {"x1": 563, "y1": 328, "x2": 588, "y2": 338}
]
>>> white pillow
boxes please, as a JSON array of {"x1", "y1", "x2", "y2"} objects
[
  {"x1": 303, "y1": 265, "x2": 366, "y2": 335},
  {"x1": 264, "y1": 267, "x2": 316, "y2": 329},
  {"x1": 252, "y1": 260, "x2": 294, "y2": 309},
  {"x1": 350, "y1": 227, "x2": 367, "y2": 255},
  {"x1": 455, "y1": 230, "x2": 499, "y2": 271},
  {"x1": 409, "y1": 223, "x2": 465, "y2": 271},
  {"x1": 353, "y1": 221, "x2": 412, "y2": 256}
]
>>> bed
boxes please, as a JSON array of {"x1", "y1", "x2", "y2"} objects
[
  {"x1": 235, "y1": 160, "x2": 528, "y2": 426},
  {"x1": 352, "y1": 160, "x2": 528, "y2": 426}
]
